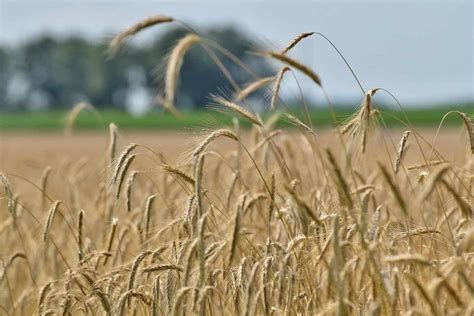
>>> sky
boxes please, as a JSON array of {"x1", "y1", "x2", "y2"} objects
[{"x1": 0, "y1": 0, "x2": 473, "y2": 107}]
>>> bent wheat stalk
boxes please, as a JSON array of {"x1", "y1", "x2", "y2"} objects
[
  {"x1": 395, "y1": 131, "x2": 410, "y2": 174},
  {"x1": 281, "y1": 32, "x2": 315, "y2": 54},
  {"x1": 271, "y1": 66, "x2": 290, "y2": 109},
  {"x1": 64, "y1": 102, "x2": 95, "y2": 135},
  {"x1": 164, "y1": 34, "x2": 201, "y2": 114},
  {"x1": 193, "y1": 129, "x2": 239, "y2": 158},
  {"x1": 0, "y1": 172, "x2": 14, "y2": 213},
  {"x1": 210, "y1": 95, "x2": 263, "y2": 126},
  {"x1": 235, "y1": 77, "x2": 274, "y2": 101},
  {"x1": 108, "y1": 15, "x2": 174, "y2": 54},
  {"x1": 116, "y1": 154, "x2": 137, "y2": 198},
  {"x1": 112, "y1": 144, "x2": 137, "y2": 184},
  {"x1": 43, "y1": 200, "x2": 61, "y2": 241},
  {"x1": 266, "y1": 51, "x2": 322, "y2": 86},
  {"x1": 161, "y1": 164, "x2": 195, "y2": 185}
]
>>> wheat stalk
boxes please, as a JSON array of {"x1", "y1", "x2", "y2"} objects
[
  {"x1": 210, "y1": 95, "x2": 263, "y2": 126},
  {"x1": 116, "y1": 154, "x2": 137, "y2": 198},
  {"x1": 193, "y1": 129, "x2": 239, "y2": 158},
  {"x1": 112, "y1": 143, "x2": 137, "y2": 184},
  {"x1": 102, "y1": 217, "x2": 118, "y2": 266},
  {"x1": 64, "y1": 102, "x2": 94, "y2": 135},
  {"x1": 228, "y1": 196, "x2": 246, "y2": 267},
  {"x1": 393, "y1": 227, "x2": 441, "y2": 240},
  {"x1": 43, "y1": 200, "x2": 61, "y2": 241},
  {"x1": 108, "y1": 15, "x2": 174, "y2": 54},
  {"x1": 125, "y1": 171, "x2": 138, "y2": 212},
  {"x1": 108, "y1": 123, "x2": 118, "y2": 167},
  {"x1": 197, "y1": 214, "x2": 207, "y2": 287},
  {"x1": 421, "y1": 165, "x2": 450, "y2": 200},
  {"x1": 1, "y1": 253, "x2": 26, "y2": 281},
  {"x1": 127, "y1": 251, "x2": 153, "y2": 292},
  {"x1": 77, "y1": 210, "x2": 84, "y2": 262},
  {"x1": 379, "y1": 163, "x2": 406, "y2": 213},
  {"x1": 285, "y1": 113, "x2": 316, "y2": 135},
  {"x1": 161, "y1": 163, "x2": 195, "y2": 185},
  {"x1": 38, "y1": 281, "x2": 53, "y2": 314},
  {"x1": 407, "y1": 160, "x2": 447, "y2": 170},
  {"x1": 171, "y1": 287, "x2": 194, "y2": 316},
  {"x1": 143, "y1": 194, "x2": 158, "y2": 240},
  {"x1": 0, "y1": 173, "x2": 14, "y2": 214},
  {"x1": 266, "y1": 51, "x2": 322, "y2": 86},
  {"x1": 271, "y1": 66, "x2": 290, "y2": 109},
  {"x1": 326, "y1": 149, "x2": 353, "y2": 208},
  {"x1": 384, "y1": 254, "x2": 431, "y2": 266},
  {"x1": 456, "y1": 111, "x2": 473, "y2": 154},
  {"x1": 235, "y1": 77, "x2": 274, "y2": 101},
  {"x1": 281, "y1": 32, "x2": 315, "y2": 54},
  {"x1": 395, "y1": 130, "x2": 410, "y2": 173},
  {"x1": 164, "y1": 34, "x2": 201, "y2": 113},
  {"x1": 151, "y1": 276, "x2": 160, "y2": 316},
  {"x1": 340, "y1": 90, "x2": 378, "y2": 153},
  {"x1": 194, "y1": 154, "x2": 205, "y2": 219},
  {"x1": 182, "y1": 195, "x2": 196, "y2": 235},
  {"x1": 142, "y1": 264, "x2": 184, "y2": 273},
  {"x1": 197, "y1": 286, "x2": 214, "y2": 316}
]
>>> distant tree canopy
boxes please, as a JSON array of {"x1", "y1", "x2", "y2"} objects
[{"x1": 0, "y1": 26, "x2": 273, "y2": 112}]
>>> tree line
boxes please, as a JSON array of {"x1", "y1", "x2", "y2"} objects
[{"x1": 0, "y1": 26, "x2": 272, "y2": 112}]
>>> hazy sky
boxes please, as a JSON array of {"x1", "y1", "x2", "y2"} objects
[{"x1": 1, "y1": 0, "x2": 472, "y2": 106}]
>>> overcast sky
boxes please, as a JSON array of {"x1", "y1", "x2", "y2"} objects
[{"x1": 0, "y1": 0, "x2": 472, "y2": 106}]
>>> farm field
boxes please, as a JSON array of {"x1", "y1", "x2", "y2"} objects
[
  {"x1": 0, "y1": 10, "x2": 473, "y2": 316},
  {"x1": 1, "y1": 124, "x2": 473, "y2": 315},
  {"x1": 0, "y1": 128, "x2": 468, "y2": 174}
]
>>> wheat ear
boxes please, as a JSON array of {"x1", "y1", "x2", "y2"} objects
[
  {"x1": 112, "y1": 143, "x2": 137, "y2": 184},
  {"x1": 395, "y1": 130, "x2": 410, "y2": 173},
  {"x1": 108, "y1": 15, "x2": 174, "y2": 54},
  {"x1": 77, "y1": 210, "x2": 84, "y2": 262},
  {"x1": 456, "y1": 111, "x2": 473, "y2": 154},
  {"x1": 64, "y1": 102, "x2": 93, "y2": 135},
  {"x1": 127, "y1": 251, "x2": 153, "y2": 292},
  {"x1": 161, "y1": 163, "x2": 195, "y2": 185},
  {"x1": 102, "y1": 217, "x2": 118, "y2": 266},
  {"x1": 143, "y1": 194, "x2": 158, "y2": 240},
  {"x1": 0, "y1": 172, "x2": 14, "y2": 214},
  {"x1": 266, "y1": 52, "x2": 321, "y2": 86},
  {"x1": 235, "y1": 77, "x2": 274, "y2": 101},
  {"x1": 228, "y1": 196, "x2": 246, "y2": 267},
  {"x1": 43, "y1": 200, "x2": 61, "y2": 241},
  {"x1": 116, "y1": 154, "x2": 137, "y2": 198},
  {"x1": 271, "y1": 66, "x2": 290, "y2": 109},
  {"x1": 193, "y1": 129, "x2": 239, "y2": 158},
  {"x1": 210, "y1": 95, "x2": 263, "y2": 126},
  {"x1": 285, "y1": 113, "x2": 316, "y2": 135},
  {"x1": 281, "y1": 32, "x2": 315, "y2": 54},
  {"x1": 164, "y1": 34, "x2": 201, "y2": 113},
  {"x1": 108, "y1": 123, "x2": 118, "y2": 167}
]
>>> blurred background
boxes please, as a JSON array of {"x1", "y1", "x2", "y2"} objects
[{"x1": 0, "y1": 0, "x2": 472, "y2": 124}]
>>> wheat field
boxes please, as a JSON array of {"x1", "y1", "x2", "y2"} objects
[{"x1": 1, "y1": 14, "x2": 473, "y2": 316}]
